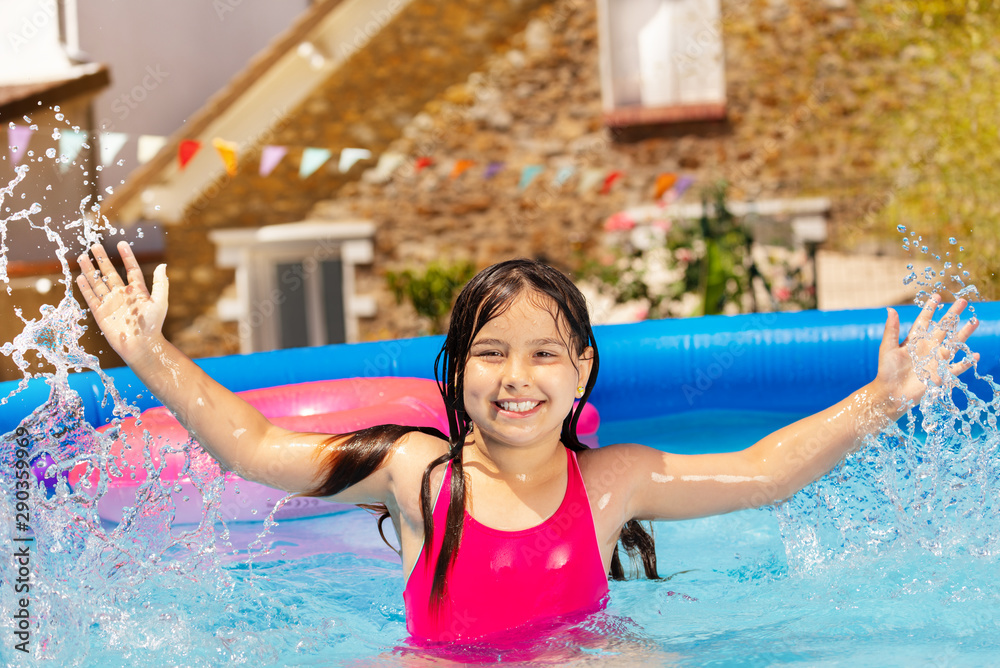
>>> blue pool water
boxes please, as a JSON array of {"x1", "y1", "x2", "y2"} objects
[{"x1": 6, "y1": 409, "x2": 983, "y2": 667}]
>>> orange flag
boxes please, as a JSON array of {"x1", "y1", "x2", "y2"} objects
[
  {"x1": 178, "y1": 139, "x2": 201, "y2": 169},
  {"x1": 212, "y1": 138, "x2": 239, "y2": 176},
  {"x1": 450, "y1": 159, "x2": 475, "y2": 179},
  {"x1": 654, "y1": 173, "x2": 678, "y2": 200}
]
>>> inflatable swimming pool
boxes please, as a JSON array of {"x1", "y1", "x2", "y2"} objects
[{"x1": 3, "y1": 303, "x2": 998, "y2": 435}]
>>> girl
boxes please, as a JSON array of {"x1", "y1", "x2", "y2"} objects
[{"x1": 77, "y1": 241, "x2": 978, "y2": 643}]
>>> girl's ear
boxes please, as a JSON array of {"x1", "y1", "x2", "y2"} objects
[{"x1": 577, "y1": 346, "x2": 595, "y2": 391}]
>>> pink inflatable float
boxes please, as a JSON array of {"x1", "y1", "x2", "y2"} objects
[{"x1": 71, "y1": 377, "x2": 600, "y2": 524}]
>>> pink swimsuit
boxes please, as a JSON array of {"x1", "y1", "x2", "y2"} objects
[{"x1": 403, "y1": 448, "x2": 609, "y2": 642}]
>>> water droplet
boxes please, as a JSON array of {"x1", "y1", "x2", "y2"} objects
[
  {"x1": 55, "y1": 113, "x2": 64, "y2": 121},
  {"x1": 897, "y1": 225, "x2": 907, "y2": 233},
  {"x1": 906, "y1": 264, "x2": 913, "y2": 270},
  {"x1": 949, "y1": 237, "x2": 957, "y2": 245},
  {"x1": 903, "y1": 272, "x2": 917, "y2": 285},
  {"x1": 921, "y1": 246, "x2": 929, "y2": 254},
  {"x1": 45, "y1": 148, "x2": 56, "y2": 159}
]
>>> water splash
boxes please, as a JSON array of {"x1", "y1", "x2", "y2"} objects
[
  {"x1": 776, "y1": 231, "x2": 1000, "y2": 574},
  {"x1": 0, "y1": 114, "x2": 288, "y2": 663}
]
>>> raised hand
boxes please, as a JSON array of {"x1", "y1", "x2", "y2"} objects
[
  {"x1": 876, "y1": 295, "x2": 980, "y2": 412},
  {"x1": 76, "y1": 240, "x2": 169, "y2": 363}
]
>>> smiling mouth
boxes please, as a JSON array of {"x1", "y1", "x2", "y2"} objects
[{"x1": 495, "y1": 400, "x2": 541, "y2": 413}]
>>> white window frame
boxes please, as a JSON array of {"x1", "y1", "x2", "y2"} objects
[
  {"x1": 597, "y1": 0, "x2": 727, "y2": 127},
  {"x1": 210, "y1": 220, "x2": 376, "y2": 353}
]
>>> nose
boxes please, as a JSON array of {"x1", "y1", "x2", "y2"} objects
[{"x1": 501, "y1": 354, "x2": 531, "y2": 390}]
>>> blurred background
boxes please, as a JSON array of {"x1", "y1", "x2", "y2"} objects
[{"x1": 2, "y1": 0, "x2": 998, "y2": 383}]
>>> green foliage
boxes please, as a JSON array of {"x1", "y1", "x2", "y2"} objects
[
  {"x1": 386, "y1": 261, "x2": 476, "y2": 334},
  {"x1": 579, "y1": 182, "x2": 815, "y2": 320},
  {"x1": 854, "y1": 0, "x2": 1000, "y2": 297},
  {"x1": 696, "y1": 182, "x2": 754, "y2": 316}
]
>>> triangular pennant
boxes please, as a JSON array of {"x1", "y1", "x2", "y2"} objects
[
  {"x1": 414, "y1": 156, "x2": 434, "y2": 172},
  {"x1": 365, "y1": 151, "x2": 405, "y2": 183},
  {"x1": 673, "y1": 175, "x2": 694, "y2": 199},
  {"x1": 8, "y1": 125, "x2": 34, "y2": 165},
  {"x1": 339, "y1": 147, "x2": 372, "y2": 173},
  {"x1": 259, "y1": 145, "x2": 288, "y2": 177},
  {"x1": 518, "y1": 165, "x2": 544, "y2": 191},
  {"x1": 137, "y1": 135, "x2": 167, "y2": 164},
  {"x1": 178, "y1": 139, "x2": 201, "y2": 169},
  {"x1": 299, "y1": 147, "x2": 332, "y2": 179},
  {"x1": 57, "y1": 130, "x2": 88, "y2": 172},
  {"x1": 450, "y1": 159, "x2": 475, "y2": 180},
  {"x1": 600, "y1": 170, "x2": 625, "y2": 195},
  {"x1": 577, "y1": 168, "x2": 605, "y2": 194},
  {"x1": 212, "y1": 137, "x2": 239, "y2": 176},
  {"x1": 483, "y1": 161, "x2": 505, "y2": 180},
  {"x1": 654, "y1": 173, "x2": 678, "y2": 200},
  {"x1": 99, "y1": 132, "x2": 128, "y2": 167},
  {"x1": 552, "y1": 166, "x2": 576, "y2": 187}
]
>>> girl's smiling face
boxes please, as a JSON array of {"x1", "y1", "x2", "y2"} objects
[{"x1": 463, "y1": 292, "x2": 593, "y2": 450}]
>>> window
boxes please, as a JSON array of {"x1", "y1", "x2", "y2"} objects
[
  {"x1": 210, "y1": 220, "x2": 375, "y2": 353},
  {"x1": 597, "y1": 0, "x2": 726, "y2": 127}
]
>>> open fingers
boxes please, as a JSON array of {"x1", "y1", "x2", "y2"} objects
[
  {"x1": 117, "y1": 240, "x2": 149, "y2": 293},
  {"x1": 76, "y1": 252, "x2": 109, "y2": 299},
  {"x1": 90, "y1": 243, "x2": 125, "y2": 291},
  {"x1": 906, "y1": 293, "x2": 941, "y2": 341}
]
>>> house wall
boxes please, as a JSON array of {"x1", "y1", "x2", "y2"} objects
[
  {"x1": 160, "y1": 0, "x2": 551, "y2": 357},
  {"x1": 164, "y1": 0, "x2": 918, "y2": 357}
]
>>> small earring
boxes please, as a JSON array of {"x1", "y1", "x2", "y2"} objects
[{"x1": 576, "y1": 386, "x2": 584, "y2": 396}]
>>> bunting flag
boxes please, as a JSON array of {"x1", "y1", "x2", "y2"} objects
[
  {"x1": 259, "y1": 145, "x2": 288, "y2": 177},
  {"x1": 414, "y1": 156, "x2": 434, "y2": 172},
  {"x1": 450, "y1": 159, "x2": 475, "y2": 180},
  {"x1": 299, "y1": 147, "x2": 331, "y2": 179},
  {"x1": 99, "y1": 132, "x2": 128, "y2": 167},
  {"x1": 600, "y1": 170, "x2": 624, "y2": 195},
  {"x1": 672, "y1": 175, "x2": 694, "y2": 199},
  {"x1": 483, "y1": 161, "x2": 505, "y2": 180},
  {"x1": 367, "y1": 151, "x2": 405, "y2": 183},
  {"x1": 137, "y1": 135, "x2": 167, "y2": 164},
  {"x1": 8, "y1": 125, "x2": 34, "y2": 166},
  {"x1": 178, "y1": 140, "x2": 201, "y2": 169},
  {"x1": 518, "y1": 165, "x2": 544, "y2": 191},
  {"x1": 654, "y1": 172, "x2": 678, "y2": 200},
  {"x1": 212, "y1": 138, "x2": 239, "y2": 176},
  {"x1": 577, "y1": 168, "x2": 605, "y2": 194},
  {"x1": 58, "y1": 130, "x2": 88, "y2": 172},
  {"x1": 552, "y1": 166, "x2": 576, "y2": 187},
  {"x1": 339, "y1": 147, "x2": 371, "y2": 173}
]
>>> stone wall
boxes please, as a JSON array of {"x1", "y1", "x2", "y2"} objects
[
  {"x1": 323, "y1": 0, "x2": 910, "y2": 340},
  {"x1": 161, "y1": 0, "x2": 551, "y2": 357},
  {"x1": 168, "y1": 0, "x2": 931, "y2": 355}
]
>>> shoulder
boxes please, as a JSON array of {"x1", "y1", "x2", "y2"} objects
[
  {"x1": 385, "y1": 429, "x2": 452, "y2": 498},
  {"x1": 577, "y1": 442, "x2": 664, "y2": 496}
]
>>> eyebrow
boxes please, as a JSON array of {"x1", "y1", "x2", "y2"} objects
[{"x1": 470, "y1": 337, "x2": 567, "y2": 348}]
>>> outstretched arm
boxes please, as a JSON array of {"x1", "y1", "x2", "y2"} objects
[
  {"x1": 619, "y1": 296, "x2": 979, "y2": 521},
  {"x1": 76, "y1": 241, "x2": 391, "y2": 501}
]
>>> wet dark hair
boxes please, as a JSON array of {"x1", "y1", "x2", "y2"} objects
[{"x1": 307, "y1": 259, "x2": 658, "y2": 610}]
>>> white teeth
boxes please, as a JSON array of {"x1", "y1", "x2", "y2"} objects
[{"x1": 499, "y1": 400, "x2": 539, "y2": 413}]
